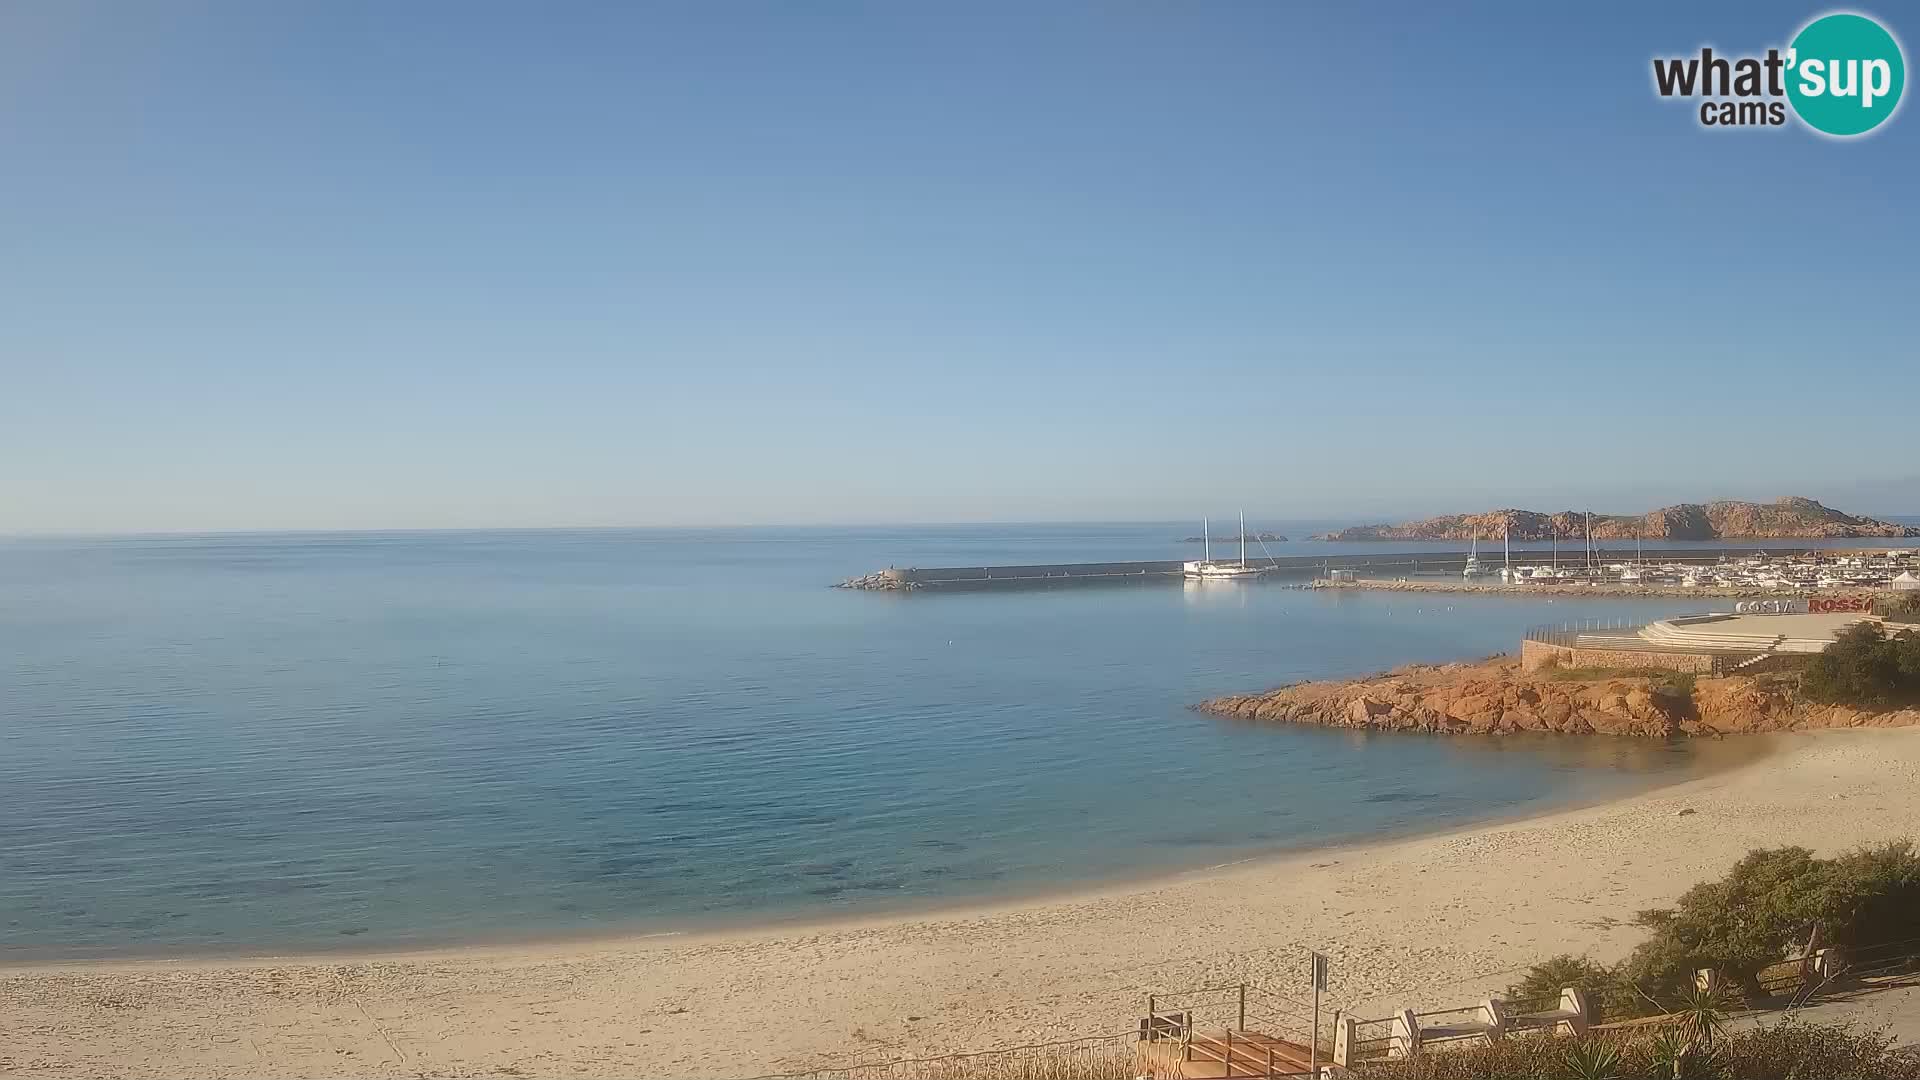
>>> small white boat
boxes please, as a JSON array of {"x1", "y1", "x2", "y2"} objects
[{"x1": 1462, "y1": 534, "x2": 1483, "y2": 578}]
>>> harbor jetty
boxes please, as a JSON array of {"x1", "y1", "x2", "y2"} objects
[{"x1": 836, "y1": 546, "x2": 1883, "y2": 592}]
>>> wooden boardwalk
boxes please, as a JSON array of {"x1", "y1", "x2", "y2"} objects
[{"x1": 1138, "y1": 1028, "x2": 1317, "y2": 1078}]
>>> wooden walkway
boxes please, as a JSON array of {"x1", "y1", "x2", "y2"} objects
[{"x1": 1138, "y1": 1028, "x2": 1317, "y2": 1078}]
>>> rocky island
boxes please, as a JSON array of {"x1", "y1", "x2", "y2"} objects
[
  {"x1": 1315, "y1": 497, "x2": 1916, "y2": 542},
  {"x1": 1195, "y1": 656, "x2": 1919, "y2": 738}
]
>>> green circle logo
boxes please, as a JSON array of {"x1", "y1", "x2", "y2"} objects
[{"x1": 1786, "y1": 12, "x2": 1906, "y2": 136}]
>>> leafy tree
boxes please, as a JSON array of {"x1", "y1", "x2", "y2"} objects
[
  {"x1": 1800, "y1": 622, "x2": 1920, "y2": 708},
  {"x1": 1624, "y1": 847, "x2": 1829, "y2": 999},
  {"x1": 1622, "y1": 843, "x2": 1920, "y2": 1000}
]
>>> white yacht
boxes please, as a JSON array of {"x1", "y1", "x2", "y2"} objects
[
  {"x1": 1462, "y1": 534, "x2": 1484, "y2": 578},
  {"x1": 1184, "y1": 512, "x2": 1265, "y2": 581}
]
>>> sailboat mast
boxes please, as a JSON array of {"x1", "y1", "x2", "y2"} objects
[
  {"x1": 1239, "y1": 509, "x2": 1247, "y2": 568},
  {"x1": 1204, "y1": 517, "x2": 1210, "y2": 563}
]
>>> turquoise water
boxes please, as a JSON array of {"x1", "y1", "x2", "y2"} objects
[{"x1": 0, "y1": 525, "x2": 1804, "y2": 959}]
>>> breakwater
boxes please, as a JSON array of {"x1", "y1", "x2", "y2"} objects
[{"x1": 837, "y1": 547, "x2": 1789, "y2": 591}]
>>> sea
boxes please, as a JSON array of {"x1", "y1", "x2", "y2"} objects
[{"x1": 2, "y1": 522, "x2": 1911, "y2": 960}]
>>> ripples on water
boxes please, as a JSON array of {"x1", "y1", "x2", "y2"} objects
[{"x1": 0, "y1": 525, "x2": 1805, "y2": 957}]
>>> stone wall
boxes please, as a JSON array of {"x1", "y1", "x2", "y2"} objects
[{"x1": 1520, "y1": 639, "x2": 1720, "y2": 674}]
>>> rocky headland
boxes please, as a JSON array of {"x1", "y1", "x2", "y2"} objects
[
  {"x1": 1315, "y1": 497, "x2": 1916, "y2": 542},
  {"x1": 1195, "y1": 657, "x2": 1920, "y2": 738}
]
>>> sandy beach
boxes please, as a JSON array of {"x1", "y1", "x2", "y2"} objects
[{"x1": 5, "y1": 728, "x2": 1919, "y2": 1079}]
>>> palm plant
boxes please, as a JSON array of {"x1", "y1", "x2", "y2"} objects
[
  {"x1": 1673, "y1": 982, "x2": 1733, "y2": 1051},
  {"x1": 1643, "y1": 1026, "x2": 1726, "y2": 1080},
  {"x1": 1562, "y1": 1040, "x2": 1624, "y2": 1080}
]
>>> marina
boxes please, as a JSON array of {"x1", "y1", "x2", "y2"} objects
[{"x1": 841, "y1": 546, "x2": 1920, "y2": 592}]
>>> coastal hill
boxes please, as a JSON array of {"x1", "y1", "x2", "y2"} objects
[{"x1": 1314, "y1": 496, "x2": 1917, "y2": 541}]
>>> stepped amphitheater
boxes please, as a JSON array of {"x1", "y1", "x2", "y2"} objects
[{"x1": 1523, "y1": 611, "x2": 1881, "y2": 674}]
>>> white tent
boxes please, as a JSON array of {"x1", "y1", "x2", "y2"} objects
[{"x1": 1893, "y1": 571, "x2": 1920, "y2": 591}]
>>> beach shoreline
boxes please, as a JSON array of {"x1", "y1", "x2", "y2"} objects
[{"x1": 8, "y1": 728, "x2": 1920, "y2": 1078}]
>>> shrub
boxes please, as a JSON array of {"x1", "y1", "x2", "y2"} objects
[
  {"x1": 1715, "y1": 1020, "x2": 1920, "y2": 1080},
  {"x1": 1814, "y1": 841, "x2": 1920, "y2": 954},
  {"x1": 1507, "y1": 955, "x2": 1646, "y2": 1023},
  {"x1": 1360, "y1": 1022, "x2": 1920, "y2": 1080},
  {"x1": 1621, "y1": 843, "x2": 1920, "y2": 1001},
  {"x1": 1800, "y1": 622, "x2": 1920, "y2": 708}
]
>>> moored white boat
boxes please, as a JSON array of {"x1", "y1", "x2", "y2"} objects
[{"x1": 1184, "y1": 511, "x2": 1268, "y2": 581}]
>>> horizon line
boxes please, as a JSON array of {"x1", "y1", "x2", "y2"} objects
[{"x1": 5, "y1": 509, "x2": 1918, "y2": 543}]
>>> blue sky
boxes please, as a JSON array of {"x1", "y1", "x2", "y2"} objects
[{"x1": 2, "y1": 1, "x2": 1915, "y2": 531}]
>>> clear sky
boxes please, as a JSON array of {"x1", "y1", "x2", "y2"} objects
[{"x1": 3, "y1": 1, "x2": 1915, "y2": 532}]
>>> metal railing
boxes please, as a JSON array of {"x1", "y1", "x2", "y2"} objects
[
  {"x1": 750, "y1": 938, "x2": 1920, "y2": 1080},
  {"x1": 1758, "y1": 936, "x2": 1920, "y2": 1009},
  {"x1": 1523, "y1": 618, "x2": 1648, "y2": 647},
  {"x1": 1143, "y1": 977, "x2": 1328, "y2": 1077},
  {"x1": 1340, "y1": 1015, "x2": 1402, "y2": 1063}
]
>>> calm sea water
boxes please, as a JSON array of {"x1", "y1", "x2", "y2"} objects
[{"x1": 5, "y1": 522, "x2": 1898, "y2": 960}]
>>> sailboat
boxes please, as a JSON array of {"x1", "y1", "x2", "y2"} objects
[
  {"x1": 1184, "y1": 511, "x2": 1266, "y2": 580},
  {"x1": 1498, "y1": 526, "x2": 1519, "y2": 582},
  {"x1": 1620, "y1": 534, "x2": 1645, "y2": 583},
  {"x1": 1462, "y1": 532, "x2": 1484, "y2": 578}
]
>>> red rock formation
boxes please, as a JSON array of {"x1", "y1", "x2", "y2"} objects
[{"x1": 1195, "y1": 658, "x2": 1920, "y2": 737}]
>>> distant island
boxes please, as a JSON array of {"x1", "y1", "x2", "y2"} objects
[
  {"x1": 1181, "y1": 531, "x2": 1287, "y2": 543},
  {"x1": 1315, "y1": 497, "x2": 1918, "y2": 542}
]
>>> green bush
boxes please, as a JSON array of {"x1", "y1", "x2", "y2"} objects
[
  {"x1": 1617, "y1": 842, "x2": 1920, "y2": 1001},
  {"x1": 1507, "y1": 955, "x2": 1646, "y2": 1023},
  {"x1": 1624, "y1": 847, "x2": 1832, "y2": 1000},
  {"x1": 1361, "y1": 1021, "x2": 1920, "y2": 1080},
  {"x1": 1501, "y1": 844, "x2": 1920, "y2": 1020},
  {"x1": 1720, "y1": 1020, "x2": 1920, "y2": 1080},
  {"x1": 1800, "y1": 622, "x2": 1920, "y2": 708}
]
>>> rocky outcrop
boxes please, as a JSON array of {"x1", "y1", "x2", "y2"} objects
[
  {"x1": 1315, "y1": 498, "x2": 1916, "y2": 542},
  {"x1": 836, "y1": 570, "x2": 914, "y2": 590},
  {"x1": 1698, "y1": 496, "x2": 1915, "y2": 539},
  {"x1": 1195, "y1": 658, "x2": 1920, "y2": 738}
]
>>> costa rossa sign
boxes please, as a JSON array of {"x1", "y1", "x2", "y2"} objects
[{"x1": 1810, "y1": 596, "x2": 1876, "y2": 613}]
